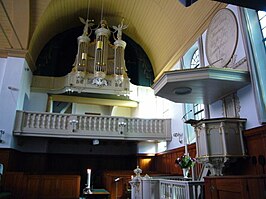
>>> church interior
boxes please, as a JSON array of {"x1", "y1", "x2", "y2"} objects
[{"x1": 0, "y1": 0, "x2": 266, "y2": 198}]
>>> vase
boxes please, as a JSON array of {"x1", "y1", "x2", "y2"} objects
[{"x1": 182, "y1": 168, "x2": 189, "y2": 178}]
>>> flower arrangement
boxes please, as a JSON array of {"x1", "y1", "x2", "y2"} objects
[{"x1": 175, "y1": 154, "x2": 195, "y2": 169}]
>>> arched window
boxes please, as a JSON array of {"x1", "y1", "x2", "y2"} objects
[
  {"x1": 258, "y1": 11, "x2": 266, "y2": 47},
  {"x1": 182, "y1": 48, "x2": 205, "y2": 144},
  {"x1": 190, "y1": 49, "x2": 200, "y2": 68}
]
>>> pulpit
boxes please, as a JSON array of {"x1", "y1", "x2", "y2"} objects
[{"x1": 186, "y1": 118, "x2": 246, "y2": 176}]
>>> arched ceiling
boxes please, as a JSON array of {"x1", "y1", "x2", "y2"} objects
[{"x1": 0, "y1": 0, "x2": 226, "y2": 81}]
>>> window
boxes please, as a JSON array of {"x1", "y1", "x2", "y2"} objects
[
  {"x1": 193, "y1": 104, "x2": 205, "y2": 120},
  {"x1": 258, "y1": 11, "x2": 266, "y2": 47},
  {"x1": 182, "y1": 48, "x2": 205, "y2": 144},
  {"x1": 241, "y1": 8, "x2": 266, "y2": 122},
  {"x1": 190, "y1": 49, "x2": 200, "y2": 68},
  {"x1": 183, "y1": 103, "x2": 205, "y2": 144}
]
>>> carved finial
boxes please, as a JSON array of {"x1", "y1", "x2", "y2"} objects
[
  {"x1": 133, "y1": 166, "x2": 142, "y2": 178},
  {"x1": 79, "y1": 17, "x2": 94, "y2": 36},
  {"x1": 112, "y1": 18, "x2": 128, "y2": 40}
]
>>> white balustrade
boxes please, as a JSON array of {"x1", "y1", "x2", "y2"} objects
[
  {"x1": 47, "y1": 114, "x2": 51, "y2": 129},
  {"x1": 130, "y1": 177, "x2": 204, "y2": 199},
  {"x1": 78, "y1": 116, "x2": 83, "y2": 130},
  {"x1": 88, "y1": 116, "x2": 92, "y2": 130},
  {"x1": 63, "y1": 115, "x2": 67, "y2": 129},
  {"x1": 93, "y1": 117, "x2": 97, "y2": 131},
  {"x1": 159, "y1": 179, "x2": 204, "y2": 199},
  {"x1": 14, "y1": 110, "x2": 171, "y2": 141},
  {"x1": 129, "y1": 175, "x2": 204, "y2": 199},
  {"x1": 26, "y1": 114, "x2": 31, "y2": 128}
]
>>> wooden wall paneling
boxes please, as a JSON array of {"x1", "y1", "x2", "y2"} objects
[
  {"x1": 102, "y1": 170, "x2": 167, "y2": 199},
  {"x1": 166, "y1": 154, "x2": 170, "y2": 173},
  {"x1": 169, "y1": 153, "x2": 173, "y2": 174},
  {"x1": 155, "y1": 156, "x2": 160, "y2": 172},
  {"x1": 204, "y1": 176, "x2": 266, "y2": 199},
  {"x1": 3, "y1": 173, "x2": 81, "y2": 199},
  {"x1": 154, "y1": 143, "x2": 197, "y2": 175},
  {"x1": 170, "y1": 152, "x2": 178, "y2": 174},
  {"x1": 160, "y1": 155, "x2": 165, "y2": 172},
  {"x1": 103, "y1": 172, "x2": 117, "y2": 199},
  {"x1": 39, "y1": 176, "x2": 58, "y2": 199},
  {"x1": 166, "y1": 154, "x2": 171, "y2": 174},
  {"x1": 112, "y1": 176, "x2": 131, "y2": 199},
  {"x1": 162, "y1": 155, "x2": 167, "y2": 173},
  {"x1": 246, "y1": 178, "x2": 265, "y2": 199},
  {"x1": 244, "y1": 126, "x2": 266, "y2": 175},
  {"x1": 8, "y1": 150, "x2": 20, "y2": 172},
  {"x1": 244, "y1": 136, "x2": 261, "y2": 175},
  {"x1": 164, "y1": 155, "x2": 168, "y2": 174},
  {"x1": 174, "y1": 150, "x2": 182, "y2": 175},
  {"x1": 0, "y1": 149, "x2": 11, "y2": 171},
  {"x1": 216, "y1": 178, "x2": 244, "y2": 196},
  {"x1": 204, "y1": 177, "x2": 213, "y2": 199},
  {"x1": 137, "y1": 156, "x2": 154, "y2": 172},
  {"x1": 0, "y1": 149, "x2": 23, "y2": 172},
  {"x1": 0, "y1": 151, "x2": 138, "y2": 190},
  {"x1": 188, "y1": 144, "x2": 202, "y2": 178},
  {"x1": 157, "y1": 155, "x2": 162, "y2": 172},
  {"x1": 57, "y1": 175, "x2": 81, "y2": 198},
  {"x1": 205, "y1": 177, "x2": 244, "y2": 199},
  {"x1": 2, "y1": 172, "x2": 26, "y2": 199},
  {"x1": 176, "y1": 149, "x2": 184, "y2": 175},
  {"x1": 188, "y1": 144, "x2": 197, "y2": 158},
  {"x1": 25, "y1": 175, "x2": 40, "y2": 199},
  {"x1": 102, "y1": 171, "x2": 133, "y2": 199}
]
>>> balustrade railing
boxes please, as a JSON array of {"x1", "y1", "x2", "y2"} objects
[
  {"x1": 159, "y1": 179, "x2": 204, "y2": 199},
  {"x1": 14, "y1": 111, "x2": 171, "y2": 141},
  {"x1": 131, "y1": 177, "x2": 204, "y2": 199}
]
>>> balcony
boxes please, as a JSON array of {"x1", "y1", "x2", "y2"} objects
[{"x1": 13, "y1": 111, "x2": 172, "y2": 141}]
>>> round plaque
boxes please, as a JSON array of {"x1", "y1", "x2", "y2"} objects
[{"x1": 206, "y1": 8, "x2": 238, "y2": 68}]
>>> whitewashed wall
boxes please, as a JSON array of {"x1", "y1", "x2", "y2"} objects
[
  {"x1": 237, "y1": 85, "x2": 260, "y2": 129},
  {"x1": 111, "y1": 106, "x2": 131, "y2": 117},
  {"x1": 0, "y1": 58, "x2": 7, "y2": 95},
  {"x1": 0, "y1": 57, "x2": 27, "y2": 148},
  {"x1": 205, "y1": 5, "x2": 261, "y2": 129},
  {"x1": 24, "y1": 92, "x2": 48, "y2": 112},
  {"x1": 73, "y1": 103, "x2": 112, "y2": 116}
]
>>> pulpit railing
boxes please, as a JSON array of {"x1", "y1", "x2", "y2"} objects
[
  {"x1": 13, "y1": 110, "x2": 171, "y2": 141},
  {"x1": 159, "y1": 179, "x2": 204, "y2": 199},
  {"x1": 130, "y1": 176, "x2": 204, "y2": 199}
]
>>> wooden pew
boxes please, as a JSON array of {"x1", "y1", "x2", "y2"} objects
[{"x1": 3, "y1": 172, "x2": 81, "y2": 199}]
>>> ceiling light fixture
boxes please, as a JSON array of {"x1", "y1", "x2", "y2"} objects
[
  {"x1": 92, "y1": 139, "x2": 99, "y2": 145},
  {"x1": 173, "y1": 87, "x2": 192, "y2": 95}
]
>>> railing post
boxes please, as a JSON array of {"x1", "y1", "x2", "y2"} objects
[
  {"x1": 69, "y1": 115, "x2": 78, "y2": 132},
  {"x1": 130, "y1": 166, "x2": 143, "y2": 199},
  {"x1": 156, "y1": 178, "x2": 204, "y2": 199}
]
